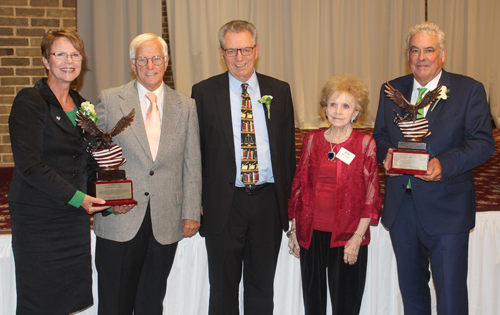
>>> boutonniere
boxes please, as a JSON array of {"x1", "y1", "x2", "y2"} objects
[
  {"x1": 431, "y1": 86, "x2": 450, "y2": 111},
  {"x1": 258, "y1": 95, "x2": 273, "y2": 119},
  {"x1": 79, "y1": 101, "x2": 98, "y2": 132}
]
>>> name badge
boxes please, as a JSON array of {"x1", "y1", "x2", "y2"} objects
[{"x1": 337, "y1": 147, "x2": 355, "y2": 165}]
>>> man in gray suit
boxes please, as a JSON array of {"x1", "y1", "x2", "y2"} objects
[{"x1": 93, "y1": 33, "x2": 201, "y2": 315}]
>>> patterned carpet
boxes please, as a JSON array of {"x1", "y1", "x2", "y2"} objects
[
  {"x1": 1, "y1": 128, "x2": 499, "y2": 233},
  {"x1": 0, "y1": 167, "x2": 13, "y2": 233},
  {"x1": 295, "y1": 128, "x2": 500, "y2": 212}
]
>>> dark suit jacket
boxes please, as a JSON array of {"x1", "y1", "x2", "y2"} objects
[
  {"x1": 192, "y1": 71, "x2": 296, "y2": 234},
  {"x1": 373, "y1": 70, "x2": 495, "y2": 235},
  {"x1": 8, "y1": 78, "x2": 96, "y2": 209}
]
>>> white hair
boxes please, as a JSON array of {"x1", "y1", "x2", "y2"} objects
[{"x1": 129, "y1": 33, "x2": 168, "y2": 59}]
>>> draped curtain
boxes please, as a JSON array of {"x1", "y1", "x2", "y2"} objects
[
  {"x1": 76, "y1": 0, "x2": 162, "y2": 103},
  {"x1": 166, "y1": 0, "x2": 499, "y2": 128},
  {"x1": 166, "y1": 0, "x2": 424, "y2": 128},
  {"x1": 428, "y1": 0, "x2": 500, "y2": 127},
  {"x1": 75, "y1": 0, "x2": 500, "y2": 127}
]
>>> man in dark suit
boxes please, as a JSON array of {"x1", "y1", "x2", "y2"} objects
[
  {"x1": 373, "y1": 22, "x2": 494, "y2": 315},
  {"x1": 191, "y1": 20, "x2": 295, "y2": 315}
]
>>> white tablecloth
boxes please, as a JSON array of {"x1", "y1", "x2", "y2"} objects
[{"x1": 1, "y1": 211, "x2": 499, "y2": 315}]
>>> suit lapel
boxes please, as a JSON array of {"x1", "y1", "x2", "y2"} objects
[
  {"x1": 256, "y1": 73, "x2": 276, "y2": 154},
  {"x1": 215, "y1": 73, "x2": 235, "y2": 154},
  {"x1": 36, "y1": 79, "x2": 82, "y2": 137},
  {"x1": 426, "y1": 70, "x2": 451, "y2": 128},
  {"x1": 117, "y1": 81, "x2": 151, "y2": 159},
  {"x1": 156, "y1": 85, "x2": 182, "y2": 162}
]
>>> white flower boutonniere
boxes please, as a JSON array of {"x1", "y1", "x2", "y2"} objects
[
  {"x1": 258, "y1": 95, "x2": 273, "y2": 119},
  {"x1": 79, "y1": 102, "x2": 98, "y2": 133},
  {"x1": 431, "y1": 86, "x2": 450, "y2": 111}
]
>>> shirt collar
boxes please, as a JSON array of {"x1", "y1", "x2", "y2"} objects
[
  {"x1": 228, "y1": 70, "x2": 258, "y2": 93},
  {"x1": 137, "y1": 82, "x2": 164, "y2": 105},
  {"x1": 413, "y1": 70, "x2": 442, "y2": 93}
]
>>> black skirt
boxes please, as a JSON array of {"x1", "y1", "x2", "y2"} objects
[{"x1": 10, "y1": 202, "x2": 93, "y2": 315}]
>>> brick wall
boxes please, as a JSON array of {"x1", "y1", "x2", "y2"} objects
[
  {"x1": 0, "y1": 0, "x2": 76, "y2": 165},
  {"x1": 0, "y1": 0, "x2": 173, "y2": 166}
]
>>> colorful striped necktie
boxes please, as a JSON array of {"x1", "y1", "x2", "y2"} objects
[{"x1": 240, "y1": 83, "x2": 258, "y2": 187}]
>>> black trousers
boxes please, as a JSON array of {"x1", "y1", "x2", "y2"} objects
[
  {"x1": 300, "y1": 230, "x2": 368, "y2": 315},
  {"x1": 95, "y1": 205, "x2": 178, "y2": 315},
  {"x1": 205, "y1": 184, "x2": 282, "y2": 315}
]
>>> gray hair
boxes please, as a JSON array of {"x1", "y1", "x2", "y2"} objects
[
  {"x1": 129, "y1": 33, "x2": 168, "y2": 59},
  {"x1": 218, "y1": 20, "x2": 258, "y2": 48},
  {"x1": 407, "y1": 22, "x2": 446, "y2": 59}
]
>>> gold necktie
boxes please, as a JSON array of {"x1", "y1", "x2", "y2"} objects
[
  {"x1": 240, "y1": 83, "x2": 258, "y2": 187},
  {"x1": 145, "y1": 92, "x2": 161, "y2": 161}
]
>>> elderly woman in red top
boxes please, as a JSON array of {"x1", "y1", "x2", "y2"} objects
[{"x1": 288, "y1": 74, "x2": 382, "y2": 315}]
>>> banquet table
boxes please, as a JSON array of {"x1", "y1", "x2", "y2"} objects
[{"x1": 1, "y1": 211, "x2": 499, "y2": 315}]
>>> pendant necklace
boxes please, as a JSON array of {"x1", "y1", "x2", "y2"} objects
[{"x1": 327, "y1": 127, "x2": 352, "y2": 161}]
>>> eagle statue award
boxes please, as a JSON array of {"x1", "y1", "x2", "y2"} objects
[
  {"x1": 384, "y1": 83, "x2": 442, "y2": 175},
  {"x1": 76, "y1": 108, "x2": 138, "y2": 206}
]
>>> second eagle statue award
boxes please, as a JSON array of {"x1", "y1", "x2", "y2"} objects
[{"x1": 384, "y1": 83, "x2": 443, "y2": 175}]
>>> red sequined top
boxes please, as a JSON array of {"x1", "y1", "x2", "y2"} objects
[{"x1": 288, "y1": 129, "x2": 382, "y2": 249}]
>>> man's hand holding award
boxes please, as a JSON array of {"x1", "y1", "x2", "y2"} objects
[{"x1": 384, "y1": 83, "x2": 442, "y2": 175}]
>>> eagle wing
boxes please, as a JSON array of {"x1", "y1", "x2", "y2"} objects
[
  {"x1": 75, "y1": 111, "x2": 104, "y2": 137},
  {"x1": 109, "y1": 108, "x2": 135, "y2": 137},
  {"x1": 385, "y1": 82, "x2": 412, "y2": 110},
  {"x1": 416, "y1": 83, "x2": 442, "y2": 109}
]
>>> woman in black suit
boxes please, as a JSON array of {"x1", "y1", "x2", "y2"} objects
[{"x1": 8, "y1": 28, "x2": 108, "y2": 314}]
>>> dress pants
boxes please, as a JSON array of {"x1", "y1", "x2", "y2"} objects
[
  {"x1": 205, "y1": 184, "x2": 282, "y2": 315},
  {"x1": 299, "y1": 230, "x2": 368, "y2": 315},
  {"x1": 95, "y1": 204, "x2": 178, "y2": 315},
  {"x1": 389, "y1": 192, "x2": 470, "y2": 315}
]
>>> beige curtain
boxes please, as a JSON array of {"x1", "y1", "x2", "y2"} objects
[
  {"x1": 77, "y1": 0, "x2": 162, "y2": 102},
  {"x1": 167, "y1": 0, "x2": 424, "y2": 128},
  {"x1": 428, "y1": 0, "x2": 500, "y2": 127}
]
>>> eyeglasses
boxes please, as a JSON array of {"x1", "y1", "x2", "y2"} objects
[
  {"x1": 134, "y1": 56, "x2": 166, "y2": 67},
  {"x1": 222, "y1": 46, "x2": 256, "y2": 57},
  {"x1": 50, "y1": 52, "x2": 84, "y2": 61}
]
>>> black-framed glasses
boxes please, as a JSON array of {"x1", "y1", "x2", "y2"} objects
[
  {"x1": 222, "y1": 46, "x2": 256, "y2": 57},
  {"x1": 50, "y1": 52, "x2": 83, "y2": 61},
  {"x1": 134, "y1": 56, "x2": 166, "y2": 67}
]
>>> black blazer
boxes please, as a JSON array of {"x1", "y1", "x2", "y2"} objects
[
  {"x1": 192, "y1": 72, "x2": 296, "y2": 234},
  {"x1": 8, "y1": 78, "x2": 97, "y2": 209}
]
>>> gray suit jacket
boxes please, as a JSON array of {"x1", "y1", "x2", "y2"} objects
[{"x1": 93, "y1": 80, "x2": 201, "y2": 245}]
